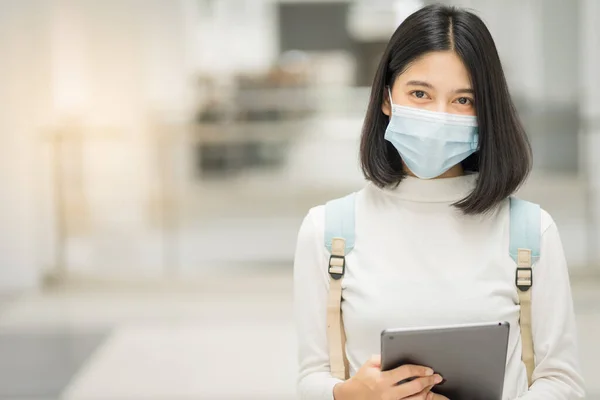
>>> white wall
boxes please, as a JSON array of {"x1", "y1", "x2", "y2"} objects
[
  {"x1": 48, "y1": 0, "x2": 198, "y2": 277},
  {"x1": 580, "y1": 0, "x2": 600, "y2": 269},
  {"x1": 447, "y1": 0, "x2": 575, "y2": 105},
  {"x1": 0, "y1": 1, "x2": 53, "y2": 290},
  {"x1": 0, "y1": 0, "x2": 202, "y2": 288}
]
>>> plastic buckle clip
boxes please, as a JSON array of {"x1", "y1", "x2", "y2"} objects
[
  {"x1": 516, "y1": 267, "x2": 533, "y2": 291},
  {"x1": 328, "y1": 255, "x2": 345, "y2": 280}
]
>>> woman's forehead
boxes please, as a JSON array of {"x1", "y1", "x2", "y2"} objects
[{"x1": 396, "y1": 51, "x2": 472, "y2": 90}]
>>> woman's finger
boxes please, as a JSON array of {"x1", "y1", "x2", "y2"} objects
[
  {"x1": 383, "y1": 364, "x2": 434, "y2": 385},
  {"x1": 390, "y1": 375, "x2": 442, "y2": 398},
  {"x1": 401, "y1": 384, "x2": 435, "y2": 399}
]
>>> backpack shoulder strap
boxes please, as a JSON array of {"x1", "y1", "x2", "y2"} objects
[
  {"x1": 325, "y1": 193, "x2": 356, "y2": 256},
  {"x1": 509, "y1": 197, "x2": 541, "y2": 387},
  {"x1": 324, "y1": 193, "x2": 356, "y2": 380}
]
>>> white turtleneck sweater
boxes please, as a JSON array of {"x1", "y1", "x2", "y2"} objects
[{"x1": 293, "y1": 174, "x2": 585, "y2": 400}]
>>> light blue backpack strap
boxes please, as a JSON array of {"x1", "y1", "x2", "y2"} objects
[
  {"x1": 509, "y1": 197, "x2": 541, "y2": 266},
  {"x1": 324, "y1": 193, "x2": 356, "y2": 380},
  {"x1": 324, "y1": 193, "x2": 357, "y2": 256},
  {"x1": 509, "y1": 196, "x2": 541, "y2": 387}
]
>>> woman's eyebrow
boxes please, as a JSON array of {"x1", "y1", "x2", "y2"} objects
[
  {"x1": 406, "y1": 80, "x2": 434, "y2": 89},
  {"x1": 406, "y1": 80, "x2": 474, "y2": 95},
  {"x1": 454, "y1": 88, "x2": 475, "y2": 94}
]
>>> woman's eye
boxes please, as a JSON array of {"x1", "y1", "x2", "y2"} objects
[
  {"x1": 456, "y1": 97, "x2": 473, "y2": 105},
  {"x1": 411, "y1": 91, "x2": 428, "y2": 99}
]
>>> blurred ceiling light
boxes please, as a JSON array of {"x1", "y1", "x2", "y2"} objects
[
  {"x1": 278, "y1": 0, "x2": 348, "y2": 2},
  {"x1": 393, "y1": 0, "x2": 425, "y2": 26},
  {"x1": 347, "y1": 0, "x2": 423, "y2": 41},
  {"x1": 51, "y1": 3, "x2": 90, "y2": 119},
  {"x1": 347, "y1": 0, "x2": 397, "y2": 41}
]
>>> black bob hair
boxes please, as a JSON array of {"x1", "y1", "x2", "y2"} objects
[{"x1": 360, "y1": 4, "x2": 532, "y2": 215}]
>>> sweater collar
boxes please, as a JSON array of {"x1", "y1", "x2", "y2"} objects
[{"x1": 375, "y1": 173, "x2": 478, "y2": 203}]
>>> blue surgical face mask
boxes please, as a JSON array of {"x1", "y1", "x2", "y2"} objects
[{"x1": 384, "y1": 88, "x2": 479, "y2": 179}]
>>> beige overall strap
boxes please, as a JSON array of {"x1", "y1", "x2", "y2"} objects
[
  {"x1": 516, "y1": 248, "x2": 534, "y2": 386},
  {"x1": 327, "y1": 237, "x2": 349, "y2": 380}
]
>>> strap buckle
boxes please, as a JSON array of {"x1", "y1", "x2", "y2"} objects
[
  {"x1": 328, "y1": 255, "x2": 345, "y2": 280},
  {"x1": 516, "y1": 267, "x2": 532, "y2": 291}
]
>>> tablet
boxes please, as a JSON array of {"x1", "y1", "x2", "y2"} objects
[{"x1": 381, "y1": 321, "x2": 510, "y2": 400}]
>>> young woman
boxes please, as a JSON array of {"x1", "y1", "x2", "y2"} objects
[{"x1": 293, "y1": 4, "x2": 585, "y2": 400}]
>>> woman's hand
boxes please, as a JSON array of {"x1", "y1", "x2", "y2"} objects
[{"x1": 333, "y1": 355, "x2": 443, "y2": 400}]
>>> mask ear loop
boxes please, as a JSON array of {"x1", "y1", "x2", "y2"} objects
[{"x1": 386, "y1": 86, "x2": 395, "y2": 122}]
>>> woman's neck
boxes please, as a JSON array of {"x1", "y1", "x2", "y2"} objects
[{"x1": 403, "y1": 163, "x2": 464, "y2": 179}]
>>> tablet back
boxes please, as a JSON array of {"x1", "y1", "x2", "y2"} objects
[{"x1": 381, "y1": 321, "x2": 510, "y2": 400}]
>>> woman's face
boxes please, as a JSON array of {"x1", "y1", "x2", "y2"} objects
[{"x1": 382, "y1": 51, "x2": 476, "y2": 117}]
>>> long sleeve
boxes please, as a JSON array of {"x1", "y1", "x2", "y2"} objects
[
  {"x1": 294, "y1": 207, "x2": 343, "y2": 400},
  {"x1": 518, "y1": 217, "x2": 586, "y2": 399}
]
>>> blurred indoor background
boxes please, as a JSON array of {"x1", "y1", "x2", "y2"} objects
[{"x1": 0, "y1": 0, "x2": 599, "y2": 398}]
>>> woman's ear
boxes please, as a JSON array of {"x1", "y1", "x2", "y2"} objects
[{"x1": 381, "y1": 92, "x2": 391, "y2": 117}]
